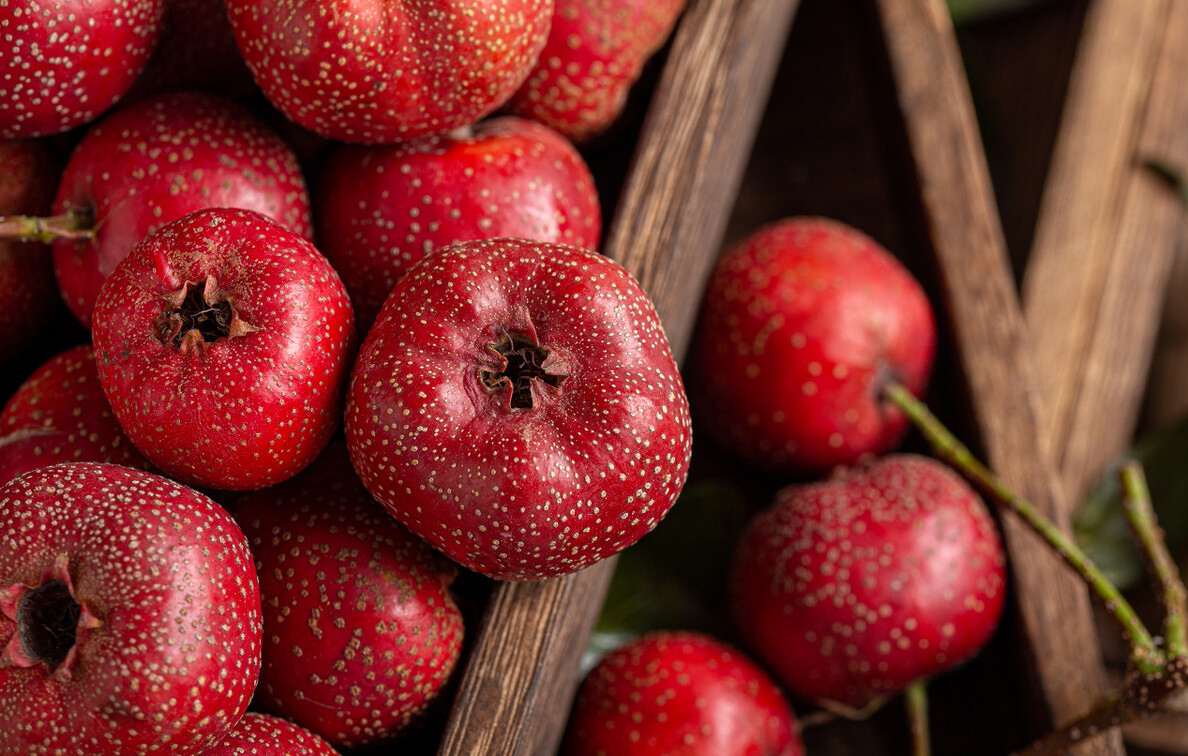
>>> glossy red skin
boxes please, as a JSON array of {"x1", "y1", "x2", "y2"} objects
[
  {"x1": 689, "y1": 217, "x2": 936, "y2": 474},
  {"x1": 316, "y1": 116, "x2": 602, "y2": 334},
  {"x1": 226, "y1": 0, "x2": 553, "y2": 144},
  {"x1": 0, "y1": 139, "x2": 59, "y2": 363},
  {"x1": 345, "y1": 238, "x2": 692, "y2": 581},
  {"x1": 52, "y1": 91, "x2": 313, "y2": 327},
  {"x1": 0, "y1": 0, "x2": 164, "y2": 138},
  {"x1": 731, "y1": 454, "x2": 1007, "y2": 708},
  {"x1": 91, "y1": 207, "x2": 355, "y2": 490},
  {"x1": 0, "y1": 462, "x2": 262, "y2": 755},
  {"x1": 563, "y1": 631, "x2": 803, "y2": 756},
  {"x1": 507, "y1": 0, "x2": 686, "y2": 142},
  {"x1": 0, "y1": 345, "x2": 148, "y2": 485},
  {"x1": 236, "y1": 444, "x2": 464, "y2": 749},
  {"x1": 204, "y1": 713, "x2": 340, "y2": 756},
  {"x1": 127, "y1": 0, "x2": 257, "y2": 100}
]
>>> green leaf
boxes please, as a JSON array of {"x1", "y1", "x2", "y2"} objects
[
  {"x1": 1074, "y1": 416, "x2": 1188, "y2": 590},
  {"x1": 947, "y1": 0, "x2": 1053, "y2": 25},
  {"x1": 586, "y1": 478, "x2": 753, "y2": 668}
]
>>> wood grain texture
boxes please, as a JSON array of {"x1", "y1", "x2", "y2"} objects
[
  {"x1": 1141, "y1": 4, "x2": 1188, "y2": 432},
  {"x1": 434, "y1": 1, "x2": 799, "y2": 754},
  {"x1": 870, "y1": 0, "x2": 1120, "y2": 754},
  {"x1": 1022, "y1": 0, "x2": 1185, "y2": 505}
]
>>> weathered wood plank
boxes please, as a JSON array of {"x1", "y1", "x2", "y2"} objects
[
  {"x1": 1022, "y1": 0, "x2": 1182, "y2": 504},
  {"x1": 870, "y1": 0, "x2": 1120, "y2": 753}
]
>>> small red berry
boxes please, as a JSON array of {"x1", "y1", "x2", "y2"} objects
[
  {"x1": 507, "y1": 0, "x2": 687, "y2": 142},
  {"x1": 563, "y1": 631, "x2": 804, "y2": 756},
  {"x1": 0, "y1": 345, "x2": 147, "y2": 484},
  {"x1": 0, "y1": 0, "x2": 165, "y2": 138},
  {"x1": 345, "y1": 238, "x2": 692, "y2": 580},
  {"x1": 315, "y1": 116, "x2": 602, "y2": 333},
  {"x1": 731, "y1": 454, "x2": 1007, "y2": 708},
  {"x1": 202, "y1": 712, "x2": 340, "y2": 756},
  {"x1": 0, "y1": 462, "x2": 263, "y2": 754},
  {"x1": 226, "y1": 0, "x2": 554, "y2": 144},
  {"x1": 689, "y1": 217, "x2": 936, "y2": 474},
  {"x1": 52, "y1": 91, "x2": 312, "y2": 327},
  {"x1": 91, "y1": 207, "x2": 355, "y2": 491},
  {"x1": 236, "y1": 444, "x2": 465, "y2": 749}
]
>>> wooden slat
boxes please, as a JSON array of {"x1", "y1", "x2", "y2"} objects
[
  {"x1": 1022, "y1": 0, "x2": 1183, "y2": 504},
  {"x1": 434, "y1": 1, "x2": 799, "y2": 754},
  {"x1": 1020, "y1": 0, "x2": 1188, "y2": 751},
  {"x1": 870, "y1": 1, "x2": 1121, "y2": 753}
]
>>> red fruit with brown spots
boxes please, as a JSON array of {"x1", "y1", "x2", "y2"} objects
[
  {"x1": 236, "y1": 443, "x2": 464, "y2": 749},
  {"x1": 225, "y1": 0, "x2": 554, "y2": 144},
  {"x1": 689, "y1": 217, "x2": 936, "y2": 474},
  {"x1": 203, "y1": 713, "x2": 341, "y2": 756},
  {"x1": 0, "y1": 139, "x2": 59, "y2": 364},
  {"x1": 345, "y1": 238, "x2": 692, "y2": 581},
  {"x1": 0, "y1": 462, "x2": 263, "y2": 755},
  {"x1": 506, "y1": 0, "x2": 687, "y2": 143},
  {"x1": 316, "y1": 115, "x2": 602, "y2": 334},
  {"x1": 562, "y1": 631, "x2": 803, "y2": 756},
  {"x1": 731, "y1": 454, "x2": 1007, "y2": 709},
  {"x1": 0, "y1": 0, "x2": 164, "y2": 138},
  {"x1": 0, "y1": 345, "x2": 147, "y2": 485},
  {"x1": 91, "y1": 207, "x2": 355, "y2": 491},
  {"x1": 48, "y1": 91, "x2": 312, "y2": 327}
]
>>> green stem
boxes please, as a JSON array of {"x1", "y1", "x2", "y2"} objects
[
  {"x1": 905, "y1": 678, "x2": 930, "y2": 756},
  {"x1": 0, "y1": 208, "x2": 94, "y2": 244},
  {"x1": 1120, "y1": 461, "x2": 1188, "y2": 659},
  {"x1": 883, "y1": 383, "x2": 1162, "y2": 674}
]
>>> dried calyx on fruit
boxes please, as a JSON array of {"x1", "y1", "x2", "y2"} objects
[
  {"x1": 479, "y1": 330, "x2": 569, "y2": 410},
  {"x1": 1, "y1": 556, "x2": 101, "y2": 682},
  {"x1": 154, "y1": 276, "x2": 260, "y2": 350}
]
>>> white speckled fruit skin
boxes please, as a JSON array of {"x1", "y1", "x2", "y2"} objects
[
  {"x1": 91, "y1": 207, "x2": 356, "y2": 491},
  {"x1": 345, "y1": 238, "x2": 692, "y2": 581},
  {"x1": 0, "y1": 0, "x2": 165, "y2": 138},
  {"x1": 226, "y1": 0, "x2": 553, "y2": 144},
  {"x1": 203, "y1": 713, "x2": 339, "y2": 756},
  {"x1": 0, "y1": 462, "x2": 263, "y2": 755}
]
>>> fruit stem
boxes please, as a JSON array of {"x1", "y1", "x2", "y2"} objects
[
  {"x1": 1120, "y1": 460, "x2": 1188, "y2": 659},
  {"x1": 0, "y1": 208, "x2": 94, "y2": 243},
  {"x1": 905, "y1": 678, "x2": 931, "y2": 756},
  {"x1": 883, "y1": 383, "x2": 1162, "y2": 674}
]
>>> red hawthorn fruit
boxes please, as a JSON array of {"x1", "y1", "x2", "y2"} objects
[
  {"x1": 49, "y1": 91, "x2": 312, "y2": 327},
  {"x1": 91, "y1": 207, "x2": 355, "y2": 491},
  {"x1": 0, "y1": 462, "x2": 263, "y2": 755},
  {"x1": 689, "y1": 216, "x2": 936, "y2": 474},
  {"x1": 345, "y1": 238, "x2": 692, "y2": 581},
  {"x1": 315, "y1": 116, "x2": 602, "y2": 333},
  {"x1": 0, "y1": 345, "x2": 147, "y2": 485},
  {"x1": 0, "y1": 430, "x2": 89, "y2": 486},
  {"x1": 0, "y1": 139, "x2": 60, "y2": 364},
  {"x1": 0, "y1": 0, "x2": 164, "y2": 138},
  {"x1": 226, "y1": 0, "x2": 554, "y2": 144},
  {"x1": 203, "y1": 713, "x2": 340, "y2": 756},
  {"x1": 506, "y1": 0, "x2": 687, "y2": 143},
  {"x1": 731, "y1": 454, "x2": 1007, "y2": 708},
  {"x1": 236, "y1": 444, "x2": 464, "y2": 749},
  {"x1": 562, "y1": 631, "x2": 803, "y2": 756}
]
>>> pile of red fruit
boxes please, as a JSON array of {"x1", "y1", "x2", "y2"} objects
[{"x1": 0, "y1": 1, "x2": 1013, "y2": 754}]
